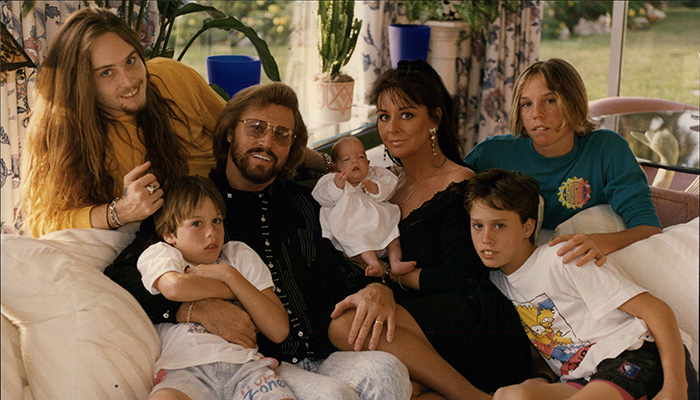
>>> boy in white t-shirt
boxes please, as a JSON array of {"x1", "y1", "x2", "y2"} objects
[
  {"x1": 463, "y1": 168, "x2": 696, "y2": 400},
  {"x1": 137, "y1": 176, "x2": 294, "y2": 400}
]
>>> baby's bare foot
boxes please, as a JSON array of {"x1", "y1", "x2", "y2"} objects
[{"x1": 364, "y1": 264, "x2": 383, "y2": 277}]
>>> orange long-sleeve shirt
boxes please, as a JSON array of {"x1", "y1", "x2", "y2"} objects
[{"x1": 28, "y1": 58, "x2": 225, "y2": 237}]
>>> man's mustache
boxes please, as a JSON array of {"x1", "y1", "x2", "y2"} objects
[{"x1": 246, "y1": 147, "x2": 278, "y2": 163}]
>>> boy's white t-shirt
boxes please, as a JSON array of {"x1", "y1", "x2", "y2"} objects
[
  {"x1": 489, "y1": 243, "x2": 651, "y2": 381},
  {"x1": 138, "y1": 241, "x2": 275, "y2": 371}
]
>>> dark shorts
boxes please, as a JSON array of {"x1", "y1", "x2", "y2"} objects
[{"x1": 566, "y1": 341, "x2": 698, "y2": 399}]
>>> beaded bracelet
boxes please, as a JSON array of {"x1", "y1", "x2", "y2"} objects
[
  {"x1": 322, "y1": 152, "x2": 332, "y2": 174},
  {"x1": 105, "y1": 201, "x2": 114, "y2": 230},
  {"x1": 107, "y1": 197, "x2": 123, "y2": 229},
  {"x1": 381, "y1": 263, "x2": 391, "y2": 284}
]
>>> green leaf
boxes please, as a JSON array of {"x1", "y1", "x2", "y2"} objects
[
  {"x1": 21, "y1": 1, "x2": 35, "y2": 18},
  {"x1": 176, "y1": 3, "x2": 227, "y2": 19},
  {"x1": 209, "y1": 83, "x2": 230, "y2": 101}
]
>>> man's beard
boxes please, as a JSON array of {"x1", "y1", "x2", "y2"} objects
[
  {"x1": 230, "y1": 140, "x2": 284, "y2": 184},
  {"x1": 121, "y1": 82, "x2": 148, "y2": 115},
  {"x1": 122, "y1": 102, "x2": 147, "y2": 115}
]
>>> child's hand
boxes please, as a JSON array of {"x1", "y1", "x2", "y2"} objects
[
  {"x1": 549, "y1": 233, "x2": 606, "y2": 266},
  {"x1": 334, "y1": 172, "x2": 348, "y2": 189},
  {"x1": 185, "y1": 264, "x2": 232, "y2": 281},
  {"x1": 361, "y1": 179, "x2": 378, "y2": 194}
]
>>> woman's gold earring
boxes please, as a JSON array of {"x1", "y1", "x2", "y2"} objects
[{"x1": 430, "y1": 127, "x2": 438, "y2": 156}]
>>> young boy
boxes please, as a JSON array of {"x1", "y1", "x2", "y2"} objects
[
  {"x1": 464, "y1": 168, "x2": 696, "y2": 400},
  {"x1": 137, "y1": 176, "x2": 294, "y2": 400}
]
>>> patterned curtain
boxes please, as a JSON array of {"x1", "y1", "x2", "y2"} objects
[
  {"x1": 0, "y1": 0, "x2": 158, "y2": 234},
  {"x1": 354, "y1": 0, "x2": 541, "y2": 155},
  {"x1": 462, "y1": 0, "x2": 541, "y2": 150}
]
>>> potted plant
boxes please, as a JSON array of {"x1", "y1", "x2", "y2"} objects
[
  {"x1": 99, "y1": 0, "x2": 280, "y2": 99},
  {"x1": 395, "y1": 1, "x2": 519, "y2": 94},
  {"x1": 309, "y1": 0, "x2": 362, "y2": 124},
  {"x1": 403, "y1": 1, "x2": 519, "y2": 39}
]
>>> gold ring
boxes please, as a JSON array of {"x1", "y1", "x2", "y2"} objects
[
  {"x1": 374, "y1": 320, "x2": 383, "y2": 325},
  {"x1": 146, "y1": 183, "x2": 159, "y2": 195}
]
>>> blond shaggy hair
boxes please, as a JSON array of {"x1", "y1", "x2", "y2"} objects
[{"x1": 509, "y1": 58, "x2": 596, "y2": 138}]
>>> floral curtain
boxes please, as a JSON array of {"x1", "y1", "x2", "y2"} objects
[
  {"x1": 465, "y1": 1, "x2": 541, "y2": 149},
  {"x1": 353, "y1": 0, "x2": 541, "y2": 154},
  {"x1": 0, "y1": 0, "x2": 158, "y2": 234}
]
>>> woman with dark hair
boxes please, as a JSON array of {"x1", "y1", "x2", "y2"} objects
[{"x1": 348, "y1": 60, "x2": 532, "y2": 396}]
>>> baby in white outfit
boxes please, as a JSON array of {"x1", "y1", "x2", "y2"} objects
[{"x1": 312, "y1": 137, "x2": 415, "y2": 277}]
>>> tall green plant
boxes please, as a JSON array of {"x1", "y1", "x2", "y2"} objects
[
  {"x1": 85, "y1": 0, "x2": 280, "y2": 82},
  {"x1": 316, "y1": 0, "x2": 362, "y2": 80},
  {"x1": 403, "y1": 0, "x2": 519, "y2": 40}
]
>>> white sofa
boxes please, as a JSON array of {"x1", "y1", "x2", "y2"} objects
[
  {"x1": 2, "y1": 212, "x2": 698, "y2": 400},
  {"x1": 1, "y1": 226, "x2": 160, "y2": 400}
]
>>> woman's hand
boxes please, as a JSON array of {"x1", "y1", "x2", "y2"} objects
[
  {"x1": 549, "y1": 233, "x2": 606, "y2": 266},
  {"x1": 330, "y1": 283, "x2": 397, "y2": 351},
  {"x1": 117, "y1": 161, "x2": 164, "y2": 224}
]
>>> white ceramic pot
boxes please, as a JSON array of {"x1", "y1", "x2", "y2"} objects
[
  {"x1": 425, "y1": 20, "x2": 471, "y2": 96},
  {"x1": 308, "y1": 78, "x2": 355, "y2": 124}
]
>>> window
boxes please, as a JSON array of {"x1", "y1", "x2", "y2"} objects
[
  {"x1": 170, "y1": 1, "x2": 364, "y2": 145},
  {"x1": 540, "y1": 1, "x2": 699, "y2": 104}
]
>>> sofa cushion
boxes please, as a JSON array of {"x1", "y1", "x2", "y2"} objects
[
  {"x1": 1, "y1": 227, "x2": 160, "y2": 400},
  {"x1": 651, "y1": 185, "x2": 700, "y2": 228}
]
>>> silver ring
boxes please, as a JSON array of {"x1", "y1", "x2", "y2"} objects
[
  {"x1": 373, "y1": 320, "x2": 383, "y2": 325},
  {"x1": 146, "y1": 183, "x2": 159, "y2": 195}
]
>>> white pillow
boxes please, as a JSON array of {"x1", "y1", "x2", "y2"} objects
[
  {"x1": 1, "y1": 228, "x2": 160, "y2": 400},
  {"x1": 2, "y1": 314, "x2": 30, "y2": 400},
  {"x1": 548, "y1": 206, "x2": 699, "y2": 371}
]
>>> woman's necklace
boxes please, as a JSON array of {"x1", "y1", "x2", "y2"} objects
[{"x1": 399, "y1": 158, "x2": 447, "y2": 208}]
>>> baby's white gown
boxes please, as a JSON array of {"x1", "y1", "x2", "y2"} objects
[{"x1": 311, "y1": 166, "x2": 401, "y2": 257}]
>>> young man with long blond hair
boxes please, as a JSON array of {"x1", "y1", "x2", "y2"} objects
[{"x1": 20, "y1": 8, "x2": 225, "y2": 237}]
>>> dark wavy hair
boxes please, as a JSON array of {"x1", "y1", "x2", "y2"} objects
[
  {"x1": 464, "y1": 168, "x2": 541, "y2": 244},
  {"x1": 367, "y1": 59, "x2": 464, "y2": 166}
]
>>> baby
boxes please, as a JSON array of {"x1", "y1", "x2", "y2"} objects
[
  {"x1": 312, "y1": 136, "x2": 415, "y2": 277},
  {"x1": 137, "y1": 176, "x2": 294, "y2": 400}
]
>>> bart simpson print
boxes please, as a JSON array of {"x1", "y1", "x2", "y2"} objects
[{"x1": 515, "y1": 297, "x2": 594, "y2": 376}]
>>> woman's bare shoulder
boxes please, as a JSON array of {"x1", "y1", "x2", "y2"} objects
[{"x1": 444, "y1": 163, "x2": 475, "y2": 183}]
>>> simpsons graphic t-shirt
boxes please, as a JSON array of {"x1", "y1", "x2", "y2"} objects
[{"x1": 490, "y1": 244, "x2": 651, "y2": 380}]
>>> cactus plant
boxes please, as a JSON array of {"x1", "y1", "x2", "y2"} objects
[{"x1": 316, "y1": 0, "x2": 362, "y2": 82}]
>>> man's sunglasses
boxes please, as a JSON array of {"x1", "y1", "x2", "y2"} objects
[{"x1": 240, "y1": 118, "x2": 296, "y2": 146}]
